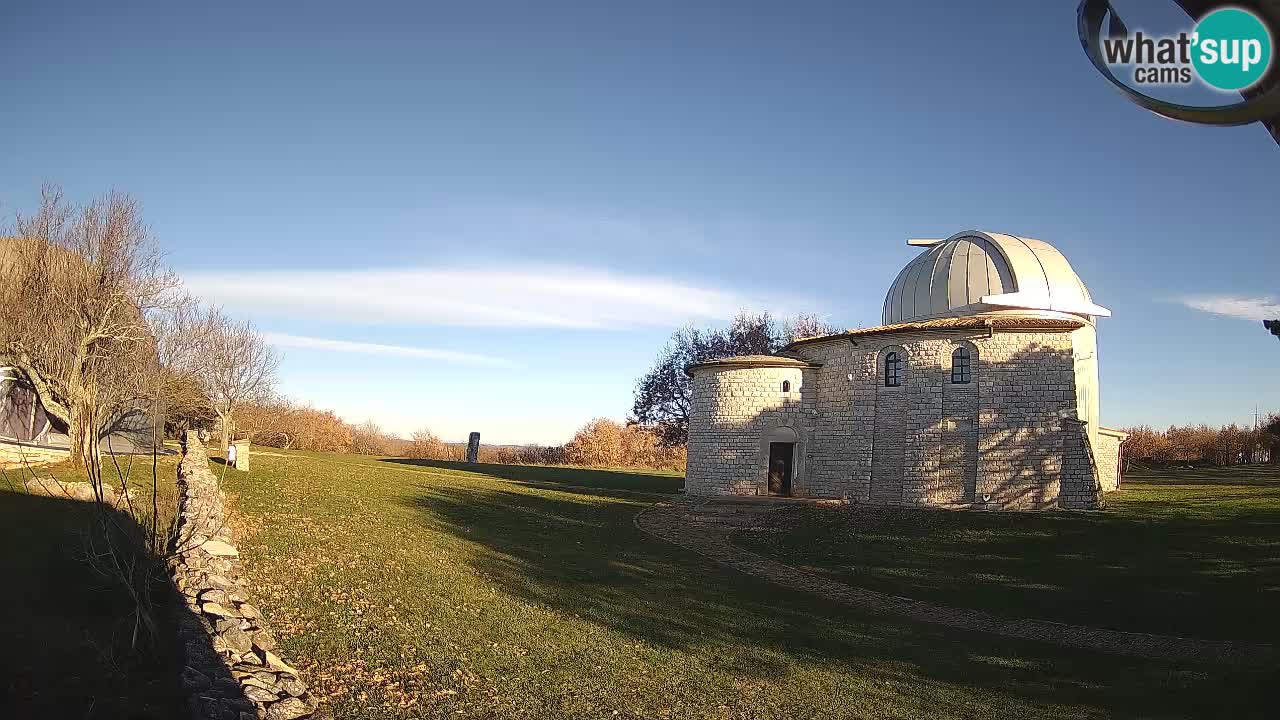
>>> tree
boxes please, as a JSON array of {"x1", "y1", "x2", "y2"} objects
[
  {"x1": 406, "y1": 428, "x2": 451, "y2": 460},
  {"x1": 195, "y1": 308, "x2": 278, "y2": 452},
  {"x1": 631, "y1": 311, "x2": 837, "y2": 446},
  {"x1": 1264, "y1": 414, "x2": 1280, "y2": 464},
  {"x1": 562, "y1": 417, "x2": 686, "y2": 469},
  {"x1": 0, "y1": 186, "x2": 177, "y2": 468},
  {"x1": 565, "y1": 418, "x2": 626, "y2": 467},
  {"x1": 148, "y1": 297, "x2": 218, "y2": 436},
  {"x1": 351, "y1": 419, "x2": 394, "y2": 456},
  {"x1": 1265, "y1": 320, "x2": 1280, "y2": 341}
]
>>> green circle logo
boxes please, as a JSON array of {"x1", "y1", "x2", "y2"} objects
[{"x1": 1191, "y1": 7, "x2": 1273, "y2": 91}]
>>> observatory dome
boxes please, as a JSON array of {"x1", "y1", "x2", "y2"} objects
[{"x1": 881, "y1": 231, "x2": 1110, "y2": 325}]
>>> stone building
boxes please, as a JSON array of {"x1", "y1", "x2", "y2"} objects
[{"x1": 685, "y1": 230, "x2": 1127, "y2": 510}]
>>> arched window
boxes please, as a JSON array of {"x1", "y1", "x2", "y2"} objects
[
  {"x1": 952, "y1": 347, "x2": 972, "y2": 384},
  {"x1": 781, "y1": 380, "x2": 791, "y2": 393},
  {"x1": 884, "y1": 351, "x2": 902, "y2": 387}
]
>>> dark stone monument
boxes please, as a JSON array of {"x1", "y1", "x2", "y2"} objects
[{"x1": 466, "y1": 432, "x2": 480, "y2": 463}]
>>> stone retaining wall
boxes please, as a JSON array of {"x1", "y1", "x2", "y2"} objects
[
  {"x1": 171, "y1": 431, "x2": 318, "y2": 720},
  {"x1": 0, "y1": 440, "x2": 69, "y2": 469}
]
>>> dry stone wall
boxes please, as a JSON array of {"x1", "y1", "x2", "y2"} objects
[
  {"x1": 172, "y1": 431, "x2": 318, "y2": 720},
  {"x1": 686, "y1": 327, "x2": 1120, "y2": 510}
]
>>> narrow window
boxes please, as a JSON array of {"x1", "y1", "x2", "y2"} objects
[
  {"x1": 781, "y1": 380, "x2": 791, "y2": 393},
  {"x1": 952, "y1": 347, "x2": 972, "y2": 384},
  {"x1": 884, "y1": 351, "x2": 902, "y2": 387}
]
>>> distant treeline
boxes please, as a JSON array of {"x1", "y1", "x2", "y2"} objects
[
  {"x1": 1121, "y1": 415, "x2": 1280, "y2": 467},
  {"x1": 232, "y1": 401, "x2": 685, "y2": 471},
  {"x1": 403, "y1": 418, "x2": 685, "y2": 471}
]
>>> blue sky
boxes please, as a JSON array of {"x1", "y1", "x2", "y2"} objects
[{"x1": 2, "y1": 0, "x2": 1276, "y2": 444}]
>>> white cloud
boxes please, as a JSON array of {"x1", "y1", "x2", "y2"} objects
[
  {"x1": 185, "y1": 265, "x2": 793, "y2": 329},
  {"x1": 1181, "y1": 295, "x2": 1280, "y2": 322},
  {"x1": 262, "y1": 332, "x2": 512, "y2": 367}
]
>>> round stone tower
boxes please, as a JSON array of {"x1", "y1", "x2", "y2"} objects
[{"x1": 684, "y1": 356, "x2": 817, "y2": 496}]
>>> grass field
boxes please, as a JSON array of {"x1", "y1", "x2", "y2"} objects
[
  {"x1": 733, "y1": 465, "x2": 1280, "y2": 644},
  {"x1": 204, "y1": 450, "x2": 1276, "y2": 719}
]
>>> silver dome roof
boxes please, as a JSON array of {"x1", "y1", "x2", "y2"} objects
[{"x1": 882, "y1": 231, "x2": 1110, "y2": 325}]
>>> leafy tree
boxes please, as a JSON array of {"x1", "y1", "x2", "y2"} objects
[
  {"x1": 631, "y1": 311, "x2": 837, "y2": 446},
  {"x1": 1265, "y1": 320, "x2": 1280, "y2": 341}
]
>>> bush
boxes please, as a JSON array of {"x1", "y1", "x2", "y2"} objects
[
  {"x1": 565, "y1": 418, "x2": 686, "y2": 471},
  {"x1": 351, "y1": 420, "x2": 396, "y2": 456},
  {"x1": 237, "y1": 398, "x2": 354, "y2": 452}
]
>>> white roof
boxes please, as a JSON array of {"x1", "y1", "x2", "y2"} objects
[{"x1": 882, "y1": 231, "x2": 1110, "y2": 325}]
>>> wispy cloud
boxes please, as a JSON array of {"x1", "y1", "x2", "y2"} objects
[
  {"x1": 1180, "y1": 295, "x2": 1280, "y2": 322},
  {"x1": 186, "y1": 265, "x2": 795, "y2": 329},
  {"x1": 262, "y1": 332, "x2": 512, "y2": 367}
]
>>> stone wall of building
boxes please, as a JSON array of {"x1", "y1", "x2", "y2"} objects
[
  {"x1": 171, "y1": 431, "x2": 318, "y2": 720},
  {"x1": 1060, "y1": 420, "x2": 1103, "y2": 509},
  {"x1": 687, "y1": 326, "x2": 1110, "y2": 510},
  {"x1": 969, "y1": 331, "x2": 1079, "y2": 510},
  {"x1": 1095, "y1": 429, "x2": 1126, "y2": 492},
  {"x1": 685, "y1": 365, "x2": 810, "y2": 496}
]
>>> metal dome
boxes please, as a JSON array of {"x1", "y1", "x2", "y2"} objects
[{"x1": 881, "y1": 231, "x2": 1111, "y2": 325}]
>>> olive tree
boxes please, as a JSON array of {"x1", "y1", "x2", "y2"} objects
[{"x1": 0, "y1": 186, "x2": 177, "y2": 469}]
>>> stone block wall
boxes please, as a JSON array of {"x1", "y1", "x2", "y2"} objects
[
  {"x1": 686, "y1": 325, "x2": 1111, "y2": 510},
  {"x1": 171, "y1": 431, "x2": 318, "y2": 720}
]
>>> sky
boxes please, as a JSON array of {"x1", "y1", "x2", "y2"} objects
[{"x1": 2, "y1": 0, "x2": 1276, "y2": 444}]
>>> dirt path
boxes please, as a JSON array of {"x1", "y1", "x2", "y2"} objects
[{"x1": 635, "y1": 498, "x2": 1277, "y2": 667}]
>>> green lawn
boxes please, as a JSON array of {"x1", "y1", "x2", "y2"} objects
[
  {"x1": 733, "y1": 465, "x2": 1280, "y2": 644},
  {"x1": 210, "y1": 450, "x2": 1275, "y2": 719}
]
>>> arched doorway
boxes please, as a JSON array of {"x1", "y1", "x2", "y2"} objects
[{"x1": 764, "y1": 426, "x2": 800, "y2": 496}]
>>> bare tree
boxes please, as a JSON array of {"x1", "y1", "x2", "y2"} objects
[
  {"x1": 351, "y1": 419, "x2": 394, "y2": 455},
  {"x1": 1, "y1": 186, "x2": 178, "y2": 468},
  {"x1": 195, "y1": 309, "x2": 278, "y2": 452},
  {"x1": 782, "y1": 313, "x2": 840, "y2": 344},
  {"x1": 406, "y1": 427, "x2": 450, "y2": 459}
]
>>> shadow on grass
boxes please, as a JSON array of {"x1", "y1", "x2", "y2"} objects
[
  {"x1": 384, "y1": 457, "x2": 684, "y2": 494},
  {"x1": 403, "y1": 482, "x2": 1275, "y2": 718},
  {"x1": 730, "y1": 466, "x2": 1280, "y2": 645},
  {"x1": 0, "y1": 489, "x2": 245, "y2": 719},
  {"x1": 1125, "y1": 463, "x2": 1280, "y2": 488}
]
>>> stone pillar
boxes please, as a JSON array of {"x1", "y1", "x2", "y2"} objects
[
  {"x1": 232, "y1": 440, "x2": 251, "y2": 472},
  {"x1": 466, "y1": 432, "x2": 480, "y2": 463}
]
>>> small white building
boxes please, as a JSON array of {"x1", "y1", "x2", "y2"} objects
[{"x1": 685, "y1": 231, "x2": 1127, "y2": 510}]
